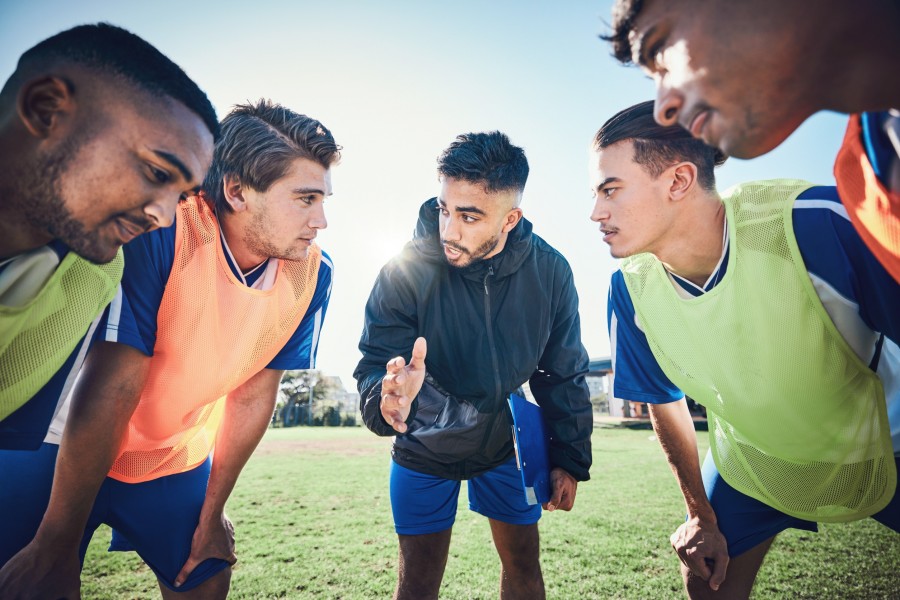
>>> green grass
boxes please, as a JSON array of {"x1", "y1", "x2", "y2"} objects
[{"x1": 81, "y1": 426, "x2": 900, "y2": 599}]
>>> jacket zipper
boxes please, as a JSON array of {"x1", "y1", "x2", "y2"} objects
[
  {"x1": 474, "y1": 264, "x2": 506, "y2": 460},
  {"x1": 483, "y1": 264, "x2": 502, "y2": 403}
]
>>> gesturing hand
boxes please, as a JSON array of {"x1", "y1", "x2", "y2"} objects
[{"x1": 380, "y1": 337, "x2": 427, "y2": 433}]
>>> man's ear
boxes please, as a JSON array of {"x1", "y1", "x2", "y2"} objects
[
  {"x1": 668, "y1": 162, "x2": 698, "y2": 202},
  {"x1": 501, "y1": 207, "x2": 523, "y2": 233},
  {"x1": 222, "y1": 173, "x2": 248, "y2": 212},
  {"x1": 17, "y1": 76, "x2": 74, "y2": 139}
]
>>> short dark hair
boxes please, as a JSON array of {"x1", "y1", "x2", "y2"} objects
[
  {"x1": 593, "y1": 101, "x2": 726, "y2": 190},
  {"x1": 4, "y1": 23, "x2": 219, "y2": 138},
  {"x1": 601, "y1": 0, "x2": 644, "y2": 65},
  {"x1": 203, "y1": 99, "x2": 342, "y2": 213},
  {"x1": 437, "y1": 131, "x2": 529, "y2": 194}
]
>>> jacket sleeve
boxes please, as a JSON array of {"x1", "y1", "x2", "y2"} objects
[
  {"x1": 529, "y1": 261, "x2": 593, "y2": 481},
  {"x1": 354, "y1": 259, "x2": 421, "y2": 437}
]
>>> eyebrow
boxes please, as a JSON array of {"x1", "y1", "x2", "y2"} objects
[
  {"x1": 293, "y1": 187, "x2": 326, "y2": 196},
  {"x1": 153, "y1": 150, "x2": 194, "y2": 182},
  {"x1": 631, "y1": 24, "x2": 658, "y2": 67},
  {"x1": 437, "y1": 198, "x2": 487, "y2": 216},
  {"x1": 595, "y1": 176, "x2": 622, "y2": 192}
]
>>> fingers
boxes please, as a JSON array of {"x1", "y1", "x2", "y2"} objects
[
  {"x1": 385, "y1": 355, "x2": 407, "y2": 375},
  {"x1": 671, "y1": 528, "x2": 712, "y2": 581},
  {"x1": 409, "y1": 337, "x2": 427, "y2": 369},
  {"x1": 543, "y1": 469, "x2": 577, "y2": 511},
  {"x1": 542, "y1": 487, "x2": 563, "y2": 512},
  {"x1": 174, "y1": 556, "x2": 200, "y2": 588},
  {"x1": 708, "y1": 550, "x2": 729, "y2": 591},
  {"x1": 380, "y1": 393, "x2": 410, "y2": 433}
]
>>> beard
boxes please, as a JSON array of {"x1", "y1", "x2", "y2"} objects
[
  {"x1": 442, "y1": 233, "x2": 501, "y2": 269},
  {"x1": 13, "y1": 127, "x2": 119, "y2": 264},
  {"x1": 242, "y1": 206, "x2": 309, "y2": 263}
]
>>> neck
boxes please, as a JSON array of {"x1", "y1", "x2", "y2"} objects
[
  {"x1": 0, "y1": 202, "x2": 50, "y2": 259},
  {"x1": 656, "y1": 192, "x2": 725, "y2": 287},
  {"x1": 217, "y1": 210, "x2": 266, "y2": 272}
]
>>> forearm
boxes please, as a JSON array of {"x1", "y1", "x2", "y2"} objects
[
  {"x1": 648, "y1": 399, "x2": 716, "y2": 522},
  {"x1": 531, "y1": 373, "x2": 593, "y2": 481},
  {"x1": 37, "y1": 343, "x2": 148, "y2": 544},
  {"x1": 199, "y1": 369, "x2": 282, "y2": 520}
]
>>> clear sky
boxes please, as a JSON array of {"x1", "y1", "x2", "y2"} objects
[{"x1": 1, "y1": 1, "x2": 848, "y2": 390}]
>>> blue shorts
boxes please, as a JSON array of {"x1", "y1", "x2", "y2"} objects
[
  {"x1": 390, "y1": 457, "x2": 541, "y2": 535},
  {"x1": 0, "y1": 443, "x2": 229, "y2": 592},
  {"x1": 702, "y1": 450, "x2": 900, "y2": 557}
]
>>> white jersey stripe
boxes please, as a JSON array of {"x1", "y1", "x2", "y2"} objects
[
  {"x1": 794, "y1": 198, "x2": 851, "y2": 221},
  {"x1": 103, "y1": 285, "x2": 124, "y2": 343}
]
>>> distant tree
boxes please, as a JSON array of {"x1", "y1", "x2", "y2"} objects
[
  {"x1": 323, "y1": 406, "x2": 342, "y2": 427},
  {"x1": 279, "y1": 370, "x2": 338, "y2": 426}
]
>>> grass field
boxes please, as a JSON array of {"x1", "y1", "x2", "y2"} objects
[{"x1": 81, "y1": 425, "x2": 900, "y2": 599}]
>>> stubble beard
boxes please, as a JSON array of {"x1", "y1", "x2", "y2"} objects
[
  {"x1": 443, "y1": 233, "x2": 501, "y2": 269},
  {"x1": 16, "y1": 129, "x2": 120, "y2": 264}
]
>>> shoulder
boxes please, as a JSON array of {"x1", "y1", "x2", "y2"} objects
[
  {"x1": 791, "y1": 185, "x2": 875, "y2": 285},
  {"x1": 529, "y1": 233, "x2": 574, "y2": 276}
]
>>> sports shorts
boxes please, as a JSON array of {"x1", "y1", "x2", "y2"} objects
[
  {"x1": 0, "y1": 443, "x2": 230, "y2": 591},
  {"x1": 390, "y1": 456, "x2": 541, "y2": 535},
  {"x1": 702, "y1": 450, "x2": 900, "y2": 557}
]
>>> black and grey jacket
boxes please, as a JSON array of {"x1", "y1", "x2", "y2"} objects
[{"x1": 354, "y1": 198, "x2": 592, "y2": 481}]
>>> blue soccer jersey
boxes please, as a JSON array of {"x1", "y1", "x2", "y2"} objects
[{"x1": 608, "y1": 185, "x2": 900, "y2": 453}]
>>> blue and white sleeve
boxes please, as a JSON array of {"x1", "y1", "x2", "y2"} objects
[
  {"x1": 608, "y1": 270, "x2": 684, "y2": 404},
  {"x1": 267, "y1": 250, "x2": 334, "y2": 370},
  {"x1": 793, "y1": 186, "x2": 900, "y2": 346}
]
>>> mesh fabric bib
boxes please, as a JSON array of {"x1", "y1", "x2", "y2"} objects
[
  {"x1": 622, "y1": 179, "x2": 895, "y2": 522},
  {"x1": 0, "y1": 250, "x2": 122, "y2": 418},
  {"x1": 835, "y1": 114, "x2": 900, "y2": 283},
  {"x1": 109, "y1": 196, "x2": 321, "y2": 483}
]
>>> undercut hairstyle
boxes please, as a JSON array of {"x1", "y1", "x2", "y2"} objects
[
  {"x1": 203, "y1": 99, "x2": 342, "y2": 213},
  {"x1": 601, "y1": 0, "x2": 644, "y2": 65},
  {"x1": 3, "y1": 23, "x2": 219, "y2": 138},
  {"x1": 593, "y1": 101, "x2": 726, "y2": 190},
  {"x1": 437, "y1": 131, "x2": 529, "y2": 195}
]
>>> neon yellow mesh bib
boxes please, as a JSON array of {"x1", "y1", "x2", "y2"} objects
[
  {"x1": 0, "y1": 250, "x2": 123, "y2": 419},
  {"x1": 622, "y1": 179, "x2": 895, "y2": 522}
]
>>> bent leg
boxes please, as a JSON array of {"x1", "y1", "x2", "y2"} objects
[
  {"x1": 104, "y1": 457, "x2": 231, "y2": 595},
  {"x1": 489, "y1": 519, "x2": 545, "y2": 600},
  {"x1": 395, "y1": 529, "x2": 452, "y2": 600},
  {"x1": 682, "y1": 536, "x2": 774, "y2": 600}
]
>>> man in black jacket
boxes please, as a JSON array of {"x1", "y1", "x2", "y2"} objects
[{"x1": 355, "y1": 131, "x2": 593, "y2": 600}]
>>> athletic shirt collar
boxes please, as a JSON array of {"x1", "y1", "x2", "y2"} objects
[
  {"x1": 215, "y1": 212, "x2": 277, "y2": 291},
  {"x1": 667, "y1": 216, "x2": 729, "y2": 298}
]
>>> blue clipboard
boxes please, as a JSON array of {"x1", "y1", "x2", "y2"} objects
[{"x1": 507, "y1": 393, "x2": 551, "y2": 505}]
